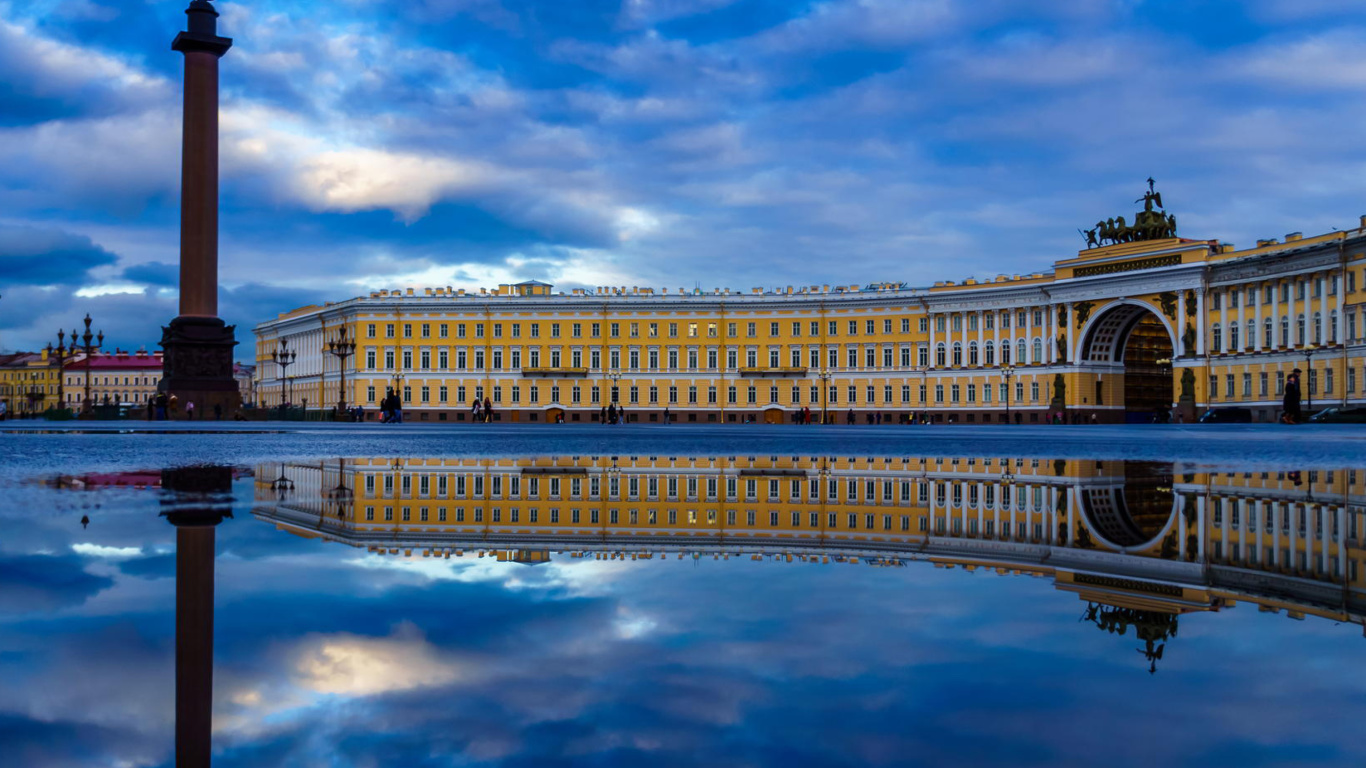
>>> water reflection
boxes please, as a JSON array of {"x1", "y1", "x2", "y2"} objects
[{"x1": 255, "y1": 455, "x2": 1366, "y2": 654}]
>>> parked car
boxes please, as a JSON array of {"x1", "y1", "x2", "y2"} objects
[
  {"x1": 1308, "y1": 407, "x2": 1366, "y2": 424},
  {"x1": 1198, "y1": 407, "x2": 1253, "y2": 424}
]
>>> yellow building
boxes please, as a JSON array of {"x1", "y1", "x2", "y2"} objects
[
  {"x1": 253, "y1": 189, "x2": 1366, "y2": 423},
  {"x1": 255, "y1": 455, "x2": 1366, "y2": 637},
  {"x1": 0, "y1": 350, "x2": 62, "y2": 416}
]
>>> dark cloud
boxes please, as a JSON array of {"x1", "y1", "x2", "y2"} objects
[
  {"x1": 0, "y1": 226, "x2": 119, "y2": 287},
  {"x1": 0, "y1": 554, "x2": 114, "y2": 613},
  {"x1": 119, "y1": 261, "x2": 177, "y2": 288}
]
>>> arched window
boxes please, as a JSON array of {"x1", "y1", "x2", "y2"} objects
[
  {"x1": 1297, "y1": 313, "x2": 1306, "y2": 343},
  {"x1": 1280, "y1": 316, "x2": 1290, "y2": 346},
  {"x1": 1313, "y1": 312, "x2": 1323, "y2": 344},
  {"x1": 1211, "y1": 323, "x2": 1222, "y2": 351},
  {"x1": 1228, "y1": 322, "x2": 1239, "y2": 351},
  {"x1": 1000, "y1": 343, "x2": 1011, "y2": 365},
  {"x1": 1016, "y1": 340, "x2": 1027, "y2": 364},
  {"x1": 984, "y1": 341, "x2": 995, "y2": 366},
  {"x1": 1330, "y1": 311, "x2": 1338, "y2": 343},
  {"x1": 1032, "y1": 337, "x2": 1043, "y2": 363},
  {"x1": 1263, "y1": 318, "x2": 1273, "y2": 349},
  {"x1": 1246, "y1": 322, "x2": 1256, "y2": 350},
  {"x1": 935, "y1": 343, "x2": 946, "y2": 367},
  {"x1": 952, "y1": 342, "x2": 963, "y2": 367},
  {"x1": 968, "y1": 342, "x2": 979, "y2": 366}
]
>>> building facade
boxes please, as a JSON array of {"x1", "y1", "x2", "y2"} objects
[
  {"x1": 63, "y1": 350, "x2": 163, "y2": 408},
  {"x1": 0, "y1": 351, "x2": 61, "y2": 416},
  {"x1": 253, "y1": 208, "x2": 1366, "y2": 423},
  {"x1": 256, "y1": 455, "x2": 1366, "y2": 639}
]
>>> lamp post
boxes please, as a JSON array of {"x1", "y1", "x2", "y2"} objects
[
  {"x1": 1303, "y1": 344, "x2": 1318, "y2": 413},
  {"x1": 271, "y1": 338, "x2": 296, "y2": 408},
  {"x1": 607, "y1": 369, "x2": 622, "y2": 404},
  {"x1": 819, "y1": 369, "x2": 831, "y2": 424},
  {"x1": 325, "y1": 326, "x2": 356, "y2": 415},
  {"x1": 45, "y1": 329, "x2": 74, "y2": 415},
  {"x1": 1002, "y1": 366, "x2": 1016, "y2": 424},
  {"x1": 77, "y1": 314, "x2": 103, "y2": 418}
]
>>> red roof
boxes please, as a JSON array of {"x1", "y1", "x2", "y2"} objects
[{"x1": 66, "y1": 354, "x2": 163, "y2": 372}]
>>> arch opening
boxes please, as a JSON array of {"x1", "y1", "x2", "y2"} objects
[{"x1": 1080, "y1": 304, "x2": 1174, "y2": 423}]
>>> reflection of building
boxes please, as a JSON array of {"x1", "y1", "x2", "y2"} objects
[
  {"x1": 256, "y1": 456, "x2": 1366, "y2": 638},
  {"x1": 253, "y1": 202, "x2": 1366, "y2": 423}
]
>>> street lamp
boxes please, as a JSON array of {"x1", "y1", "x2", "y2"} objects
[
  {"x1": 1002, "y1": 366, "x2": 1016, "y2": 424},
  {"x1": 1303, "y1": 344, "x2": 1318, "y2": 413},
  {"x1": 45, "y1": 328, "x2": 74, "y2": 415},
  {"x1": 607, "y1": 369, "x2": 622, "y2": 404},
  {"x1": 270, "y1": 468, "x2": 294, "y2": 501},
  {"x1": 76, "y1": 315, "x2": 103, "y2": 418},
  {"x1": 271, "y1": 338, "x2": 296, "y2": 408},
  {"x1": 325, "y1": 326, "x2": 356, "y2": 415}
]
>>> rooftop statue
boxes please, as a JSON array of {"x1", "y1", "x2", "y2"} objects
[{"x1": 1082, "y1": 178, "x2": 1179, "y2": 248}]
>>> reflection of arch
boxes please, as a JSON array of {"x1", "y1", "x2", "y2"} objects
[
  {"x1": 1079, "y1": 465, "x2": 1178, "y2": 552},
  {"x1": 1079, "y1": 300, "x2": 1175, "y2": 363}
]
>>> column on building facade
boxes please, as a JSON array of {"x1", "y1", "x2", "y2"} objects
[
  {"x1": 1060, "y1": 302, "x2": 1070, "y2": 368},
  {"x1": 1219, "y1": 288, "x2": 1229, "y2": 354},
  {"x1": 1196, "y1": 494, "x2": 1207, "y2": 562},
  {"x1": 1024, "y1": 306, "x2": 1033, "y2": 364},
  {"x1": 1196, "y1": 289, "x2": 1207, "y2": 356}
]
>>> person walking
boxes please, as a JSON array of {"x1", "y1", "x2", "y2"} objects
[
  {"x1": 663, "y1": 406, "x2": 670, "y2": 424},
  {"x1": 1282, "y1": 368, "x2": 1303, "y2": 424},
  {"x1": 483, "y1": 396, "x2": 493, "y2": 422}
]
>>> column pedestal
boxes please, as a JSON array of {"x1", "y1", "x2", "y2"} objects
[{"x1": 159, "y1": 316, "x2": 241, "y2": 416}]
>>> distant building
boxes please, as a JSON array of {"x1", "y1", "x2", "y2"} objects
[
  {"x1": 253, "y1": 197, "x2": 1366, "y2": 423},
  {"x1": 64, "y1": 350, "x2": 163, "y2": 408},
  {"x1": 233, "y1": 362, "x2": 256, "y2": 406},
  {"x1": 0, "y1": 350, "x2": 61, "y2": 416}
]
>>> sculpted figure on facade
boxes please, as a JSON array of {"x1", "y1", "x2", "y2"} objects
[{"x1": 1158, "y1": 292, "x2": 1177, "y2": 319}]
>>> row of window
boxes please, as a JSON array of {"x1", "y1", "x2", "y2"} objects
[
  {"x1": 362, "y1": 380, "x2": 1047, "y2": 407},
  {"x1": 360, "y1": 506, "x2": 1050, "y2": 534},
  {"x1": 1208, "y1": 365, "x2": 1366, "y2": 399},
  {"x1": 361, "y1": 473, "x2": 1052, "y2": 509},
  {"x1": 356, "y1": 338, "x2": 1052, "y2": 372},
  {"x1": 365, "y1": 317, "x2": 933, "y2": 342},
  {"x1": 1209, "y1": 311, "x2": 1349, "y2": 351},
  {"x1": 1209, "y1": 273, "x2": 1351, "y2": 310}
]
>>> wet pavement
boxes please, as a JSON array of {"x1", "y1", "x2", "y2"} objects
[{"x1": 1, "y1": 425, "x2": 1364, "y2": 767}]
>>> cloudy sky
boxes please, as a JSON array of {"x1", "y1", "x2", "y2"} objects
[{"x1": 2, "y1": 0, "x2": 1364, "y2": 359}]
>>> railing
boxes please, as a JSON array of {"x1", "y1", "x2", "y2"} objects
[
  {"x1": 521, "y1": 367, "x2": 590, "y2": 377},
  {"x1": 737, "y1": 366, "x2": 808, "y2": 377}
]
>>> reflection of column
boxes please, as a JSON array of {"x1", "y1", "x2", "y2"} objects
[{"x1": 161, "y1": 466, "x2": 233, "y2": 768}]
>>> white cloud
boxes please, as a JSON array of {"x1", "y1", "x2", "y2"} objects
[
  {"x1": 293, "y1": 623, "x2": 464, "y2": 697},
  {"x1": 72, "y1": 543, "x2": 143, "y2": 559},
  {"x1": 1227, "y1": 31, "x2": 1366, "y2": 90}
]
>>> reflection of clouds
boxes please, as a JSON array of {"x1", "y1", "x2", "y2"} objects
[
  {"x1": 70, "y1": 543, "x2": 142, "y2": 559},
  {"x1": 347, "y1": 552, "x2": 639, "y2": 598},
  {"x1": 294, "y1": 622, "x2": 465, "y2": 697}
]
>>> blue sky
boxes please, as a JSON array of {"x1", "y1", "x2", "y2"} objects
[{"x1": 2, "y1": 0, "x2": 1365, "y2": 358}]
